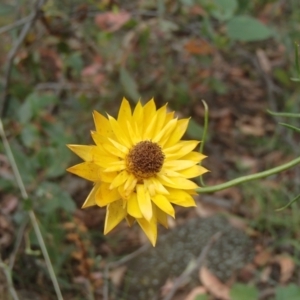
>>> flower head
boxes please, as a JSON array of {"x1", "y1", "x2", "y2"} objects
[{"x1": 67, "y1": 98, "x2": 207, "y2": 246}]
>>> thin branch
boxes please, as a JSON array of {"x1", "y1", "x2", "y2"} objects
[
  {"x1": 196, "y1": 155, "x2": 300, "y2": 194},
  {"x1": 0, "y1": 260, "x2": 19, "y2": 300},
  {"x1": 0, "y1": 0, "x2": 46, "y2": 117},
  {"x1": 163, "y1": 232, "x2": 222, "y2": 300},
  {"x1": 0, "y1": 14, "x2": 34, "y2": 35},
  {"x1": 0, "y1": 118, "x2": 63, "y2": 300}
]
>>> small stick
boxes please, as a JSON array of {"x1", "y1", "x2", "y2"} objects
[{"x1": 163, "y1": 231, "x2": 222, "y2": 300}]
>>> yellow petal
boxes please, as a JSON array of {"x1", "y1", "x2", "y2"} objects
[
  {"x1": 137, "y1": 184, "x2": 152, "y2": 221},
  {"x1": 102, "y1": 142, "x2": 127, "y2": 159},
  {"x1": 180, "y1": 151, "x2": 207, "y2": 162},
  {"x1": 93, "y1": 111, "x2": 114, "y2": 137},
  {"x1": 137, "y1": 217, "x2": 157, "y2": 246},
  {"x1": 100, "y1": 171, "x2": 118, "y2": 183},
  {"x1": 179, "y1": 165, "x2": 208, "y2": 178},
  {"x1": 124, "y1": 173, "x2": 138, "y2": 195},
  {"x1": 82, "y1": 183, "x2": 100, "y2": 208},
  {"x1": 165, "y1": 111, "x2": 175, "y2": 124},
  {"x1": 156, "y1": 206, "x2": 168, "y2": 228},
  {"x1": 109, "y1": 170, "x2": 129, "y2": 189},
  {"x1": 142, "y1": 98, "x2": 156, "y2": 130},
  {"x1": 163, "y1": 160, "x2": 197, "y2": 171},
  {"x1": 107, "y1": 138, "x2": 129, "y2": 154},
  {"x1": 127, "y1": 193, "x2": 143, "y2": 218},
  {"x1": 152, "y1": 194, "x2": 175, "y2": 217},
  {"x1": 166, "y1": 188, "x2": 196, "y2": 207},
  {"x1": 118, "y1": 97, "x2": 132, "y2": 123},
  {"x1": 132, "y1": 101, "x2": 144, "y2": 132},
  {"x1": 104, "y1": 161, "x2": 126, "y2": 172},
  {"x1": 164, "y1": 140, "x2": 200, "y2": 160},
  {"x1": 142, "y1": 113, "x2": 158, "y2": 139},
  {"x1": 150, "y1": 177, "x2": 170, "y2": 195},
  {"x1": 163, "y1": 118, "x2": 190, "y2": 147},
  {"x1": 157, "y1": 174, "x2": 198, "y2": 189},
  {"x1": 104, "y1": 200, "x2": 126, "y2": 234},
  {"x1": 152, "y1": 118, "x2": 177, "y2": 145},
  {"x1": 67, "y1": 162, "x2": 100, "y2": 182},
  {"x1": 107, "y1": 115, "x2": 132, "y2": 148},
  {"x1": 95, "y1": 183, "x2": 120, "y2": 207},
  {"x1": 152, "y1": 104, "x2": 167, "y2": 137},
  {"x1": 67, "y1": 145, "x2": 95, "y2": 161}
]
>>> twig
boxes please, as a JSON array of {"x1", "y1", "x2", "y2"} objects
[
  {"x1": 103, "y1": 243, "x2": 149, "y2": 300},
  {"x1": 0, "y1": 14, "x2": 34, "y2": 35},
  {"x1": 162, "y1": 231, "x2": 222, "y2": 300},
  {"x1": 0, "y1": 118, "x2": 63, "y2": 300},
  {"x1": 0, "y1": 0, "x2": 46, "y2": 117},
  {"x1": 9, "y1": 218, "x2": 29, "y2": 269},
  {"x1": 0, "y1": 260, "x2": 19, "y2": 300}
]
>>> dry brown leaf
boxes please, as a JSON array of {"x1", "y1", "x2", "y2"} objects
[
  {"x1": 273, "y1": 255, "x2": 295, "y2": 283},
  {"x1": 200, "y1": 266, "x2": 230, "y2": 300},
  {"x1": 256, "y1": 49, "x2": 271, "y2": 74},
  {"x1": 254, "y1": 249, "x2": 272, "y2": 267},
  {"x1": 185, "y1": 286, "x2": 207, "y2": 300},
  {"x1": 0, "y1": 194, "x2": 18, "y2": 214},
  {"x1": 184, "y1": 39, "x2": 214, "y2": 55}
]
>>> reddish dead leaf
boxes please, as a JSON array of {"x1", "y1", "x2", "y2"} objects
[
  {"x1": 189, "y1": 5, "x2": 207, "y2": 16},
  {"x1": 81, "y1": 56, "x2": 105, "y2": 87},
  {"x1": 0, "y1": 194, "x2": 18, "y2": 214},
  {"x1": 95, "y1": 11, "x2": 131, "y2": 32},
  {"x1": 200, "y1": 266, "x2": 230, "y2": 300},
  {"x1": 184, "y1": 39, "x2": 214, "y2": 55},
  {"x1": 273, "y1": 255, "x2": 295, "y2": 284},
  {"x1": 185, "y1": 286, "x2": 207, "y2": 300}
]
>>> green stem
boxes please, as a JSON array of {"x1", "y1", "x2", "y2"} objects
[
  {"x1": 199, "y1": 100, "x2": 209, "y2": 186},
  {"x1": 196, "y1": 156, "x2": 300, "y2": 194},
  {"x1": 0, "y1": 119, "x2": 63, "y2": 300}
]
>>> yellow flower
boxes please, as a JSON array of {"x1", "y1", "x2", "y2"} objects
[{"x1": 67, "y1": 98, "x2": 207, "y2": 246}]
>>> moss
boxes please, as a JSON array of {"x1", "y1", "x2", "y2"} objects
[{"x1": 116, "y1": 215, "x2": 253, "y2": 300}]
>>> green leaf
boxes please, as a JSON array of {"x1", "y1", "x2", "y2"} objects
[
  {"x1": 276, "y1": 284, "x2": 300, "y2": 300},
  {"x1": 120, "y1": 67, "x2": 140, "y2": 102},
  {"x1": 36, "y1": 182, "x2": 76, "y2": 213},
  {"x1": 18, "y1": 92, "x2": 58, "y2": 124},
  {"x1": 230, "y1": 283, "x2": 259, "y2": 300},
  {"x1": 187, "y1": 119, "x2": 204, "y2": 139},
  {"x1": 227, "y1": 16, "x2": 273, "y2": 42},
  {"x1": 20, "y1": 124, "x2": 39, "y2": 149},
  {"x1": 0, "y1": 4, "x2": 14, "y2": 15},
  {"x1": 212, "y1": 0, "x2": 238, "y2": 21}
]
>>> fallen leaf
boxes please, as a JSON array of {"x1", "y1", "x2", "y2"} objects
[
  {"x1": 95, "y1": 11, "x2": 131, "y2": 32},
  {"x1": 254, "y1": 249, "x2": 272, "y2": 266},
  {"x1": 273, "y1": 255, "x2": 295, "y2": 284},
  {"x1": 200, "y1": 266, "x2": 230, "y2": 300},
  {"x1": 184, "y1": 39, "x2": 215, "y2": 55},
  {"x1": 110, "y1": 265, "x2": 127, "y2": 287},
  {"x1": 185, "y1": 286, "x2": 207, "y2": 300}
]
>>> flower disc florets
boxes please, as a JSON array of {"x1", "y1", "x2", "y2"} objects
[
  {"x1": 127, "y1": 141, "x2": 164, "y2": 180},
  {"x1": 67, "y1": 98, "x2": 208, "y2": 246}
]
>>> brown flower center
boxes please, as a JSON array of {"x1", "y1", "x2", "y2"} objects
[{"x1": 126, "y1": 141, "x2": 165, "y2": 179}]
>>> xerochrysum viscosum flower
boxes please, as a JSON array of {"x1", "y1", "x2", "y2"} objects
[{"x1": 67, "y1": 98, "x2": 208, "y2": 246}]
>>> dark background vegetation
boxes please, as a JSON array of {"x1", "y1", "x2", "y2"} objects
[{"x1": 1, "y1": 0, "x2": 300, "y2": 299}]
